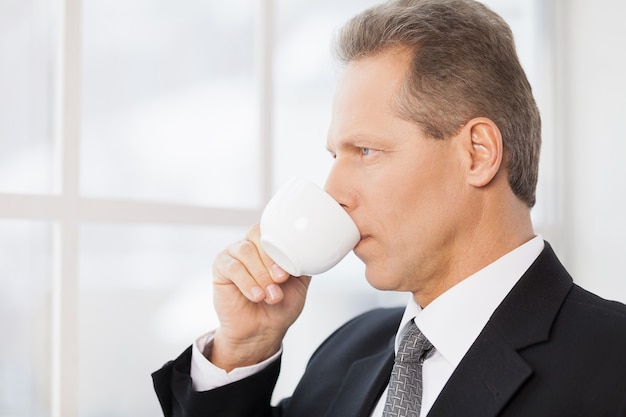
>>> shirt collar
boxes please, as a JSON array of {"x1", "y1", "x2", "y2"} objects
[{"x1": 395, "y1": 235, "x2": 544, "y2": 367}]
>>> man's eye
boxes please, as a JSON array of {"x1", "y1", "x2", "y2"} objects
[{"x1": 361, "y1": 147, "x2": 372, "y2": 156}]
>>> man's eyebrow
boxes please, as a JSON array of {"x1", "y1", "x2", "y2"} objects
[{"x1": 328, "y1": 133, "x2": 387, "y2": 150}]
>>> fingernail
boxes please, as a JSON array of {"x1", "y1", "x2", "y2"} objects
[
  {"x1": 271, "y1": 263, "x2": 287, "y2": 280},
  {"x1": 250, "y1": 286, "x2": 264, "y2": 300},
  {"x1": 266, "y1": 284, "x2": 282, "y2": 301}
]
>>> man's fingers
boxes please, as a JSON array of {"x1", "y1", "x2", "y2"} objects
[
  {"x1": 212, "y1": 237, "x2": 285, "y2": 304},
  {"x1": 212, "y1": 251, "x2": 265, "y2": 302},
  {"x1": 246, "y1": 224, "x2": 291, "y2": 283},
  {"x1": 229, "y1": 239, "x2": 285, "y2": 303}
]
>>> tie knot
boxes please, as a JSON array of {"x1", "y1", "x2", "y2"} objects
[{"x1": 396, "y1": 321, "x2": 434, "y2": 364}]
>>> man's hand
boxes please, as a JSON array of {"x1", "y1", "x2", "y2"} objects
[{"x1": 210, "y1": 224, "x2": 311, "y2": 372}]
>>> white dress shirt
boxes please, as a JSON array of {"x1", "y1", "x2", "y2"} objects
[{"x1": 191, "y1": 236, "x2": 544, "y2": 417}]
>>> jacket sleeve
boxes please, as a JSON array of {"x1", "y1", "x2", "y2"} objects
[{"x1": 152, "y1": 346, "x2": 284, "y2": 417}]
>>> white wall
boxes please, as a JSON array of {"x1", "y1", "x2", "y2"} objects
[{"x1": 557, "y1": 0, "x2": 626, "y2": 302}]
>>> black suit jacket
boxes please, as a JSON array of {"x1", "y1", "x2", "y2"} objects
[{"x1": 153, "y1": 243, "x2": 626, "y2": 416}]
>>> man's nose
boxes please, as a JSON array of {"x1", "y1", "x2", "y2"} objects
[{"x1": 324, "y1": 160, "x2": 352, "y2": 211}]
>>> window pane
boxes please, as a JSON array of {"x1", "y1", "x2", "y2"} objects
[
  {"x1": 0, "y1": 220, "x2": 53, "y2": 417},
  {"x1": 0, "y1": 1, "x2": 57, "y2": 194},
  {"x1": 78, "y1": 223, "x2": 246, "y2": 416},
  {"x1": 273, "y1": 1, "x2": 381, "y2": 189},
  {"x1": 80, "y1": 1, "x2": 260, "y2": 208}
]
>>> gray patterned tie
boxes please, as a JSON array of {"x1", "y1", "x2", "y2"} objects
[{"x1": 382, "y1": 320, "x2": 434, "y2": 417}]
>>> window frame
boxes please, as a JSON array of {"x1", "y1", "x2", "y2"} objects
[
  {"x1": 0, "y1": 1, "x2": 273, "y2": 415},
  {"x1": 0, "y1": 1, "x2": 558, "y2": 415}
]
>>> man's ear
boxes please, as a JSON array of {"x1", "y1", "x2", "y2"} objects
[{"x1": 463, "y1": 117, "x2": 503, "y2": 188}]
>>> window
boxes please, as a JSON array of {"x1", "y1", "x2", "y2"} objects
[
  {"x1": 80, "y1": 1, "x2": 261, "y2": 208},
  {"x1": 0, "y1": 0, "x2": 57, "y2": 196},
  {"x1": 0, "y1": 1, "x2": 551, "y2": 415},
  {"x1": 0, "y1": 220, "x2": 53, "y2": 417}
]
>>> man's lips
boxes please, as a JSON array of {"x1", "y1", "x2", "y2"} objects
[{"x1": 355, "y1": 235, "x2": 372, "y2": 248}]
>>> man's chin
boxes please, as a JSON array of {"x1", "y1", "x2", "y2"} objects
[{"x1": 364, "y1": 268, "x2": 398, "y2": 292}]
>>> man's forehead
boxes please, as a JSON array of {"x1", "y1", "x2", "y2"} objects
[
  {"x1": 332, "y1": 48, "x2": 414, "y2": 121},
  {"x1": 328, "y1": 50, "x2": 414, "y2": 142}
]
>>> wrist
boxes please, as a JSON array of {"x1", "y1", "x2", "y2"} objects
[{"x1": 209, "y1": 328, "x2": 282, "y2": 372}]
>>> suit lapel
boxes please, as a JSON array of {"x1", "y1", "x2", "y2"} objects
[
  {"x1": 325, "y1": 338, "x2": 394, "y2": 417},
  {"x1": 427, "y1": 323, "x2": 532, "y2": 417},
  {"x1": 428, "y1": 243, "x2": 573, "y2": 417}
]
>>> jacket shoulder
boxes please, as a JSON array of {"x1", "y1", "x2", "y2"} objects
[
  {"x1": 569, "y1": 284, "x2": 626, "y2": 315},
  {"x1": 564, "y1": 284, "x2": 626, "y2": 338}
]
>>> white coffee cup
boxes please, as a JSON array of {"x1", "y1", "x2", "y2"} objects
[{"x1": 260, "y1": 177, "x2": 360, "y2": 277}]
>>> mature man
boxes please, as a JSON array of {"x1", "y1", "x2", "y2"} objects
[{"x1": 153, "y1": 0, "x2": 626, "y2": 416}]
